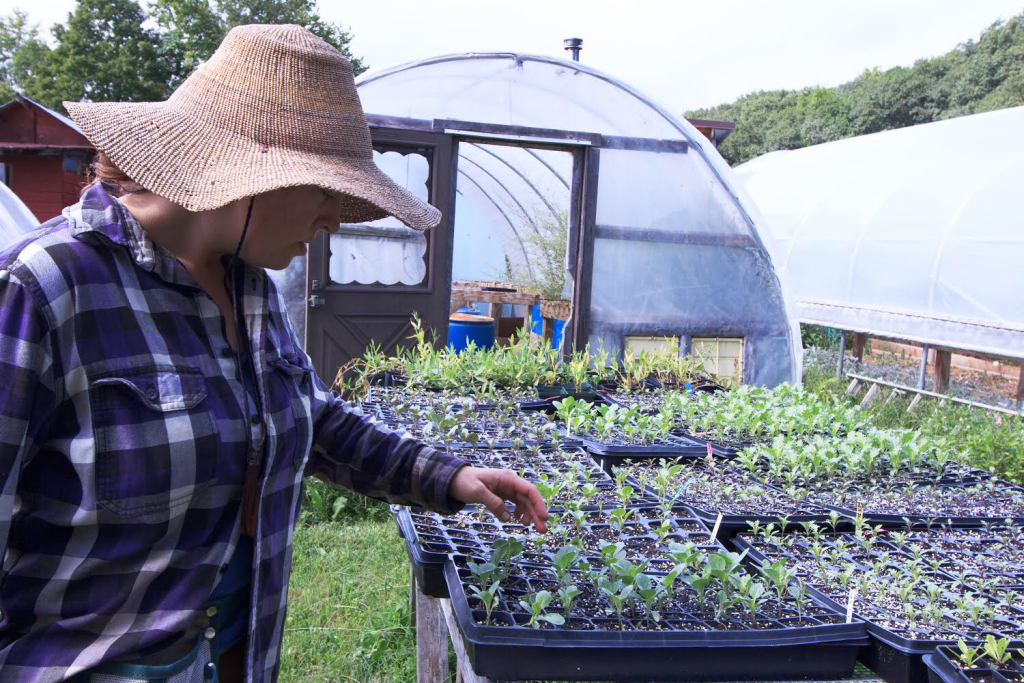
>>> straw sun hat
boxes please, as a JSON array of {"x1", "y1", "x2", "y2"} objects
[{"x1": 64, "y1": 24, "x2": 441, "y2": 231}]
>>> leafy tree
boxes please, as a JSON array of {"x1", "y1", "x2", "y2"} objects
[
  {"x1": 688, "y1": 12, "x2": 1024, "y2": 165},
  {"x1": 215, "y1": 0, "x2": 365, "y2": 74},
  {"x1": 0, "y1": 10, "x2": 51, "y2": 103},
  {"x1": 151, "y1": 0, "x2": 365, "y2": 91},
  {"x1": 1, "y1": 0, "x2": 366, "y2": 110},
  {"x1": 26, "y1": 0, "x2": 170, "y2": 109},
  {"x1": 149, "y1": 0, "x2": 225, "y2": 91}
]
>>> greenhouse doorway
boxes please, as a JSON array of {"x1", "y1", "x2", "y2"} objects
[
  {"x1": 304, "y1": 115, "x2": 699, "y2": 380},
  {"x1": 304, "y1": 118, "x2": 599, "y2": 379},
  {"x1": 450, "y1": 140, "x2": 579, "y2": 350}
]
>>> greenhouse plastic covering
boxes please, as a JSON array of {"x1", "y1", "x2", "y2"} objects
[
  {"x1": 277, "y1": 52, "x2": 801, "y2": 386},
  {"x1": 0, "y1": 182, "x2": 38, "y2": 248},
  {"x1": 735, "y1": 106, "x2": 1024, "y2": 360}
]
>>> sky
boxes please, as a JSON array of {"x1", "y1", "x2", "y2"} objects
[{"x1": 11, "y1": 0, "x2": 1024, "y2": 113}]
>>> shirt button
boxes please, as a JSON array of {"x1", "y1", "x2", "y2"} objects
[
  {"x1": 221, "y1": 347, "x2": 234, "y2": 358},
  {"x1": 145, "y1": 388, "x2": 158, "y2": 400},
  {"x1": 204, "y1": 627, "x2": 216, "y2": 640},
  {"x1": 206, "y1": 606, "x2": 218, "y2": 617},
  {"x1": 250, "y1": 414, "x2": 261, "y2": 425}
]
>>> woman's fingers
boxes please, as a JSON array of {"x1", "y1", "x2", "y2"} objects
[
  {"x1": 452, "y1": 467, "x2": 550, "y2": 533},
  {"x1": 474, "y1": 481, "x2": 513, "y2": 522}
]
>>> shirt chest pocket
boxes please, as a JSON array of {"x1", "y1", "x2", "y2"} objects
[{"x1": 89, "y1": 366, "x2": 219, "y2": 518}]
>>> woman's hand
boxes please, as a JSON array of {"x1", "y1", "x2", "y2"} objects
[{"x1": 449, "y1": 467, "x2": 549, "y2": 533}]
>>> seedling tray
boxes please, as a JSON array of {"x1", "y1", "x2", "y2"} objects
[
  {"x1": 925, "y1": 646, "x2": 1024, "y2": 683},
  {"x1": 734, "y1": 532, "x2": 1024, "y2": 683},
  {"x1": 580, "y1": 435, "x2": 709, "y2": 475},
  {"x1": 821, "y1": 476, "x2": 1024, "y2": 528},
  {"x1": 443, "y1": 561, "x2": 869, "y2": 681},
  {"x1": 537, "y1": 382, "x2": 608, "y2": 404},
  {"x1": 623, "y1": 459, "x2": 839, "y2": 539}
]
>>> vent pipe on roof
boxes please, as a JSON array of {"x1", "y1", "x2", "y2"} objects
[{"x1": 563, "y1": 38, "x2": 582, "y2": 62}]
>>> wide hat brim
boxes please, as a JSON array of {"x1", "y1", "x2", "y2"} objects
[{"x1": 65, "y1": 99, "x2": 441, "y2": 231}]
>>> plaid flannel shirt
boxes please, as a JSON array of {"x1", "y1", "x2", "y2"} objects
[{"x1": 0, "y1": 183, "x2": 466, "y2": 682}]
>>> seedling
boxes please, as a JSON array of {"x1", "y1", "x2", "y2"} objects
[
  {"x1": 954, "y1": 640, "x2": 983, "y2": 669},
  {"x1": 556, "y1": 584, "x2": 582, "y2": 620},
  {"x1": 609, "y1": 507, "x2": 635, "y2": 538},
  {"x1": 551, "y1": 545, "x2": 581, "y2": 587},
  {"x1": 735, "y1": 578, "x2": 768, "y2": 619},
  {"x1": 787, "y1": 577, "x2": 809, "y2": 618},
  {"x1": 758, "y1": 558, "x2": 798, "y2": 600},
  {"x1": 634, "y1": 572, "x2": 665, "y2": 623},
  {"x1": 519, "y1": 591, "x2": 565, "y2": 629},
  {"x1": 469, "y1": 581, "x2": 502, "y2": 626},
  {"x1": 653, "y1": 519, "x2": 673, "y2": 544},
  {"x1": 666, "y1": 541, "x2": 702, "y2": 574},
  {"x1": 982, "y1": 635, "x2": 1013, "y2": 667},
  {"x1": 491, "y1": 537, "x2": 524, "y2": 581},
  {"x1": 598, "y1": 576, "x2": 634, "y2": 627}
]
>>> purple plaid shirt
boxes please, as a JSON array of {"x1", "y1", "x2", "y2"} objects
[{"x1": 0, "y1": 183, "x2": 466, "y2": 682}]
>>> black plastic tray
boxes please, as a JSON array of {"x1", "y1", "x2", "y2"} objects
[
  {"x1": 443, "y1": 562, "x2": 869, "y2": 681},
  {"x1": 733, "y1": 535, "x2": 1024, "y2": 683},
  {"x1": 925, "y1": 648, "x2": 1024, "y2": 683},
  {"x1": 830, "y1": 504, "x2": 1024, "y2": 529},
  {"x1": 394, "y1": 506, "x2": 451, "y2": 598},
  {"x1": 681, "y1": 502, "x2": 837, "y2": 542},
  {"x1": 580, "y1": 435, "x2": 708, "y2": 475}
]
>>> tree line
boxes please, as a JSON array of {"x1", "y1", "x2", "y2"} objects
[
  {"x1": 686, "y1": 12, "x2": 1024, "y2": 166},
  {"x1": 0, "y1": 0, "x2": 365, "y2": 112}
]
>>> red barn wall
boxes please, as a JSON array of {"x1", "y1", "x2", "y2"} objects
[
  {"x1": 0, "y1": 100, "x2": 91, "y2": 147},
  {"x1": 0, "y1": 99, "x2": 93, "y2": 221}
]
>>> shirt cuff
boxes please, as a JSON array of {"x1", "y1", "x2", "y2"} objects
[{"x1": 424, "y1": 448, "x2": 469, "y2": 515}]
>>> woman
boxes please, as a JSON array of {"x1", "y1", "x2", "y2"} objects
[{"x1": 0, "y1": 24, "x2": 547, "y2": 683}]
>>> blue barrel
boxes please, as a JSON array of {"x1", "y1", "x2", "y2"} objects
[
  {"x1": 530, "y1": 305, "x2": 566, "y2": 349},
  {"x1": 448, "y1": 312, "x2": 495, "y2": 353}
]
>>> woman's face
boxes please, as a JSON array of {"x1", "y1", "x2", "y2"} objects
[{"x1": 239, "y1": 186, "x2": 344, "y2": 270}]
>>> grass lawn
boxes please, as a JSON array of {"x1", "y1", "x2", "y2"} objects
[{"x1": 280, "y1": 515, "x2": 424, "y2": 682}]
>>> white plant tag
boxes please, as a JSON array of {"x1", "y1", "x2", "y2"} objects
[
  {"x1": 710, "y1": 513, "x2": 723, "y2": 544},
  {"x1": 846, "y1": 589, "x2": 858, "y2": 623}
]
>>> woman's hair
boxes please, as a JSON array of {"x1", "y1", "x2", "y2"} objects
[{"x1": 85, "y1": 151, "x2": 144, "y2": 196}]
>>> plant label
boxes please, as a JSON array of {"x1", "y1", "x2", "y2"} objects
[
  {"x1": 711, "y1": 513, "x2": 723, "y2": 544},
  {"x1": 846, "y1": 589, "x2": 857, "y2": 624}
]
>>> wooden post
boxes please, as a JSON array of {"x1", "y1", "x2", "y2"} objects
[
  {"x1": 836, "y1": 332, "x2": 846, "y2": 379},
  {"x1": 860, "y1": 383, "x2": 880, "y2": 409},
  {"x1": 933, "y1": 350, "x2": 952, "y2": 394},
  {"x1": 415, "y1": 589, "x2": 449, "y2": 683},
  {"x1": 1017, "y1": 370, "x2": 1024, "y2": 412},
  {"x1": 907, "y1": 394, "x2": 923, "y2": 413},
  {"x1": 439, "y1": 599, "x2": 493, "y2": 683},
  {"x1": 852, "y1": 333, "x2": 866, "y2": 361},
  {"x1": 409, "y1": 566, "x2": 417, "y2": 628},
  {"x1": 845, "y1": 378, "x2": 860, "y2": 395}
]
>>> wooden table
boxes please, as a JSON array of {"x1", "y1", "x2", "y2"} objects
[
  {"x1": 411, "y1": 568, "x2": 493, "y2": 683},
  {"x1": 449, "y1": 280, "x2": 540, "y2": 321}
]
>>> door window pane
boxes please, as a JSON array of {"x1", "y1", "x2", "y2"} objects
[{"x1": 329, "y1": 150, "x2": 430, "y2": 286}]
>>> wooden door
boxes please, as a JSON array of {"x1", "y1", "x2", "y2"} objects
[{"x1": 305, "y1": 127, "x2": 457, "y2": 382}]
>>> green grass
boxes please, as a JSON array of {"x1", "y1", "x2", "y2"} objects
[
  {"x1": 280, "y1": 516, "x2": 422, "y2": 682},
  {"x1": 803, "y1": 365, "x2": 1024, "y2": 482}
]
